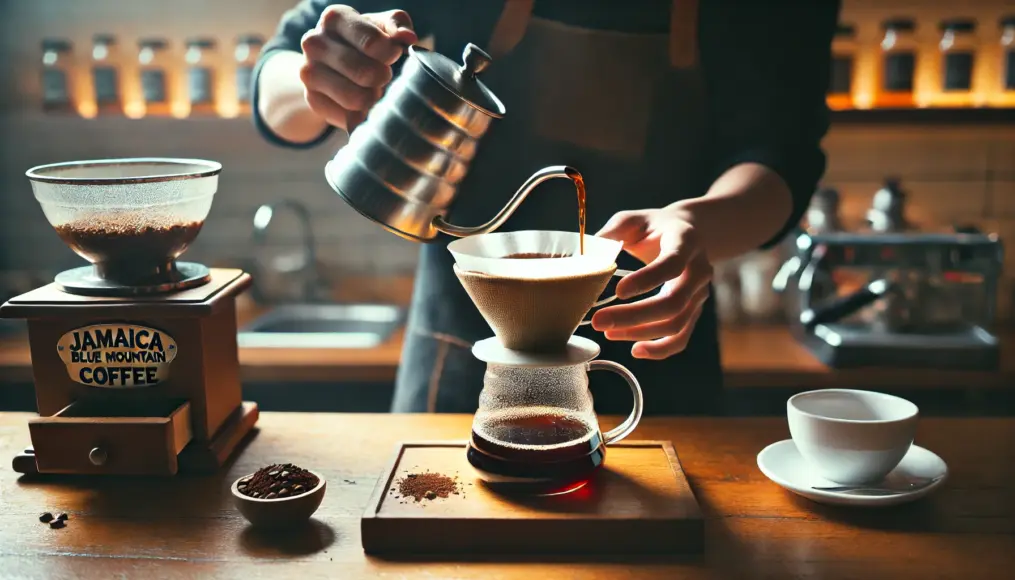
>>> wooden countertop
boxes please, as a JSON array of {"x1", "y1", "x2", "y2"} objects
[{"x1": 0, "y1": 412, "x2": 1012, "y2": 578}]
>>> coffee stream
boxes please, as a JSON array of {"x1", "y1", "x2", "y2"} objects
[{"x1": 572, "y1": 172, "x2": 586, "y2": 255}]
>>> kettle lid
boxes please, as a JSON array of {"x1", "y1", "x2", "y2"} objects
[{"x1": 409, "y1": 43, "x2": 506, "y2": 118}]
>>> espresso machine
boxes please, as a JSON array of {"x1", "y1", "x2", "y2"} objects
[{"x1": 774, "y1": 180, "x2": 1004, "y2": 370}]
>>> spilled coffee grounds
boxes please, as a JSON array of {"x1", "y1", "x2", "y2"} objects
[
  {"x1": 393, "y1": 471, "x2": 461, "y2": 502},
  {"x1": 238, "y1": 463, "x2": 319, "y2": 499}
]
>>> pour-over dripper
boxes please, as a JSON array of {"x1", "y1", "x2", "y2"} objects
[
  {"x1": 449, "y1": 231, "x2": 623, "y2": 352},
  {"x1": 27, "y1": 158, "x2": 220, "y2": 292}
]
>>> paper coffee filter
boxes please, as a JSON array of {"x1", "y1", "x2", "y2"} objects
[{"x1": 447, "y1": 231, "x2": 622, "y2": 279}]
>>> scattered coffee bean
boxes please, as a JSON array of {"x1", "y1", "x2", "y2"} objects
[
  {"x1": 49, "y1": 520, "x2": 65, "y2": 529},
  {"x1": 424, "y1": 491, "x2": 437, "y2": 500},
  {"x1": 279, "y1": 488, "x2": 289, "y2": 497},
  {"x1": 266, "y1": 492, "x2": 278, "y2": 499},
  {"x1": 56, "y1": 513, "x2": 69, "y2": 522},
  {"x1": 39, "y1": 512, "x2": 54, "y2": 523}
]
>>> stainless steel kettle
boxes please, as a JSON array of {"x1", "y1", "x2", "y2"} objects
[{"x1": 325, "y1": 43, "x2": 576, "y2": 242}]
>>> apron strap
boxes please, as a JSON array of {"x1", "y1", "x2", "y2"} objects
[{"x1": 486, "y1": 0, "x2": 699, "y2": 68}]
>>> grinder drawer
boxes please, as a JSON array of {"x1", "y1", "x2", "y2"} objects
[{"x1": 29, "y1": 399, "x2": 192, "y2": 475}]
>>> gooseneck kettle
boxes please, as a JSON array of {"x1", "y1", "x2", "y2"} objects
[{"x1": 325, "y1": 43, "x2": 576, "y2": 242}]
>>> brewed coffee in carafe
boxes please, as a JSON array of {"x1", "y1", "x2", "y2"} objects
[{"x1": 466, "y1": 336, "x2": 643, "y2": 495}]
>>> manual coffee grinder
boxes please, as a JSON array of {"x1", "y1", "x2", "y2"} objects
[
  {"x1": 446, "y1": 231, "x2": 644, "y2": 495},
  {"x1": 0, "y1": 158, "x2": 258, "y2": 476}
]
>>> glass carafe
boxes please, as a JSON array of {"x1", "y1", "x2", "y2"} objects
[{"x1": 466, "y1": 336, "x2": 644, "y2": 495}]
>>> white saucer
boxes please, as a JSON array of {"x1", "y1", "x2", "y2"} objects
[{"x1": 757, "y1": 439, "x2": 948, "y2": 507}]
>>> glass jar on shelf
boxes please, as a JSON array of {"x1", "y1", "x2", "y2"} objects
[
  {"x1": 138, "y1": 38, "x2": 171, "y2": 116},
  {"x1": 933, "y1": 19, "x2": 978, "y2": 107},
  {"x1": 91, "y1": 34, "x2": 123, "y2": 115},
  {"x1": 40, "y1": 39, "x2": 73, "y2": 113},
  {"x1": 1000, "y1": 15, "x2": 1015, "y2": 106},
  {"x1": 186, "y1": 38, "x2": 218, "y2": 115},
  {"x1": 875, "y1": 18, "x2": 918, "y2": 108},
  {"x1": 235, "y1": 34, "x2": 265, "y2": 115},
  {"x1": 828, "y1": 24, "x2": 857, "y2": 110}
]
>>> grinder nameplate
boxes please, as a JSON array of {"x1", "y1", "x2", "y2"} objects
[{"x1": 56, "y1": 323, "x2": 178, "y2": 388}]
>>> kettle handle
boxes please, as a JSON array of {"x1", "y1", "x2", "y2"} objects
[{"x1": 432, "y1": 165, "x2": 577, "y2": 238}]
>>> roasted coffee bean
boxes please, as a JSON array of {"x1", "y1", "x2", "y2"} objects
[
  {"x1": 269, "y1": 482, "x2": 280, "y2": 491},
  {"x1": 294, "y1": 484, "x2": 304, "y2": 492},
  {"x1": 49, "y1": 520, "x2": 65, "y2": 529},
  {"x1": 239, "y1": 476, "x2": 253, "y2": 484},
  {"x1": 266, "y1": 492, "x2": 278, "y2": 499},
  {"x1": 281, "y1": 471, "x2": 289, "y2": 478},
  {"x1": 238, "y1": 485, "x2": 247, "y2": 492},
  {"x1": 424, "y1": 491, "x2": 437, "y2": 500},
  {"x1": 268, "y1": 471, "x2": 280, "y2": 478},
  {"x1": 39, "y1": 512, "x2": 54, "y2": 523},
  {"x1": 250, "y1": 492, "x2": 259, "y2": 498},
  {"x1": 279, "y1": 488, "x2": 289, "y2": 496},
  {"x1": 56, "y1": 513, "x2": 69, "y2": 521}
]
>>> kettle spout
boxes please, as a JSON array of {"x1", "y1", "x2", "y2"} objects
[{"x1": 433, "y1": 165, "x2": 578, "y2": 238}]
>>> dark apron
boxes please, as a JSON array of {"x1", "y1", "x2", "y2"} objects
[{"x1": 392, "y1": 0, "x2": 723, "y2": 416}]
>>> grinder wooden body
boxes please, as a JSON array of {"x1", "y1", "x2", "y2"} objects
[{"x1": 0, "y1": 268, "x2": 258, "y2": 476}]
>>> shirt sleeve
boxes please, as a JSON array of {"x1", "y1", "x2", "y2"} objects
[
  {"x1": 251, "y1": 0, "x2": 433, "y2": 149},
  {"x1": 699, "y1": 0, "x2": 840, "y2": 249}
]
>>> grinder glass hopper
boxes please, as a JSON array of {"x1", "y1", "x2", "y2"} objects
[
  {"x1": 448, "y1": 231, "x2": 624, "y2": 352},
  {"x1": 26, "y1": 158, "x2": 221, "y2": 296}
]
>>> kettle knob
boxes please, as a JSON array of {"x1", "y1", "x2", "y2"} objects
[{"x1": 461, "y1": 43, "x2": 492, "y2": 76}]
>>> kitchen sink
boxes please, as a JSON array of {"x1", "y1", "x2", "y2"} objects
[{"x1": 237, "y1": 304, "x2": 405, "y2": 349}]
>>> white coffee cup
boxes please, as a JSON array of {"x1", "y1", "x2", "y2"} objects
[{"x1": 787, "y1": 389, "x2": 919, "y2": 485}]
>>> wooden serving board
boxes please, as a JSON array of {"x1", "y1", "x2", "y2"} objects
[{"x1": 361, "y1": 440, "x2": 703, "y2": 555}]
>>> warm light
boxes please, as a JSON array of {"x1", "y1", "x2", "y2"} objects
[
  {"x1": 124, "y1": 101, "x2": 145, "y2": 119},
  {"x1": 171, "y1": 100, "x2": 191, "y2": 118},
  {"x1": 234, "y1": 44, "x2": 251, "y2": 62},
  {"x1": 139, "y1": 47, "x2": 154, "y2": 65},
  {"x1": 916, "y1": 92, "x2": 933, "y2": 107},
  {"x1": 92, "y1": 44, "x2": 108, "y2": 61},
  {"x1": 973, "y1": 92, "x2": 988, "y2": 107},
  {"x1": 185, "y1": 46, "x2": 202, "y2": 65},
  {"x1": 217, "y1": 101, "x2": 240, "y2": 118},
  {"x1": 42, "y1": 50, "x2": 58, "y2": 66},
  {"x1": 77, "y1": 100, "x2": 97, "y2": 119},
  {"x1": 854, "y1": 92, "x2": 874, "y2": 109}
]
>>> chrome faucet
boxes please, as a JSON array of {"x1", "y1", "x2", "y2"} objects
[{"x1": 252, "y1": 200, "x2": 327, "y2": 302}]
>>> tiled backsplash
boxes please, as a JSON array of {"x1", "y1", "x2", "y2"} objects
[{"x1": 1, "y1": 0, "x2": 1014, "y2": 319}]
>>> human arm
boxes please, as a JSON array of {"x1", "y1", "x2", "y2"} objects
[
  {"x1": 252, "y1": 1, "x2": 420, "y2": 147},
  {"x1": 591, "y1": 0, "x2": 840, "y2": 359}
]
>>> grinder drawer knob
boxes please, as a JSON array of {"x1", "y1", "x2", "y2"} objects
[{"x1": 88, "y1": 447, "x2": 107, "y2": 466}]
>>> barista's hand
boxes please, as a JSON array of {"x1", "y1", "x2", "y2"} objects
[
  {"x1": 300, "y1": 6, "x2": 417, "y2": 131},
  {"x1": 591, "y1": 207, "x2": 713, "y2": 360}
]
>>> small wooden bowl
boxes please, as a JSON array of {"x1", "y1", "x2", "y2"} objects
[{"x1": 231, "y1": 470, "x2": 326, "y2": 528}]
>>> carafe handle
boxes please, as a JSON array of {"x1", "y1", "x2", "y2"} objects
[
  {"x1": 577, "y1": 269, "x2": 636, "y2": 327},
  {"x1": 587, "y1": 360, "x2": 644, "y2": 445},
  {"x1": 432, "y1": 165, "x2": 578, "y2": 237}
]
